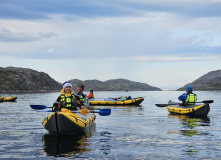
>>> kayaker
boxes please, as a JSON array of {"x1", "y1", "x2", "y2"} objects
[
  {"x1": 178, "y1": 85, "x2": 197, "y2": 105},
  {"x1": 52, "y1": 81, "x2": 86, "y2": 111},
  {"x1": 115, "y1": 96, "x2": 132, "y2": 101},
  {"x1": 87, "y1": 89, "x2": 95, "y2": 99},
  {"x1": 74, "y1": 83, "x2": 87, "y2": 102}
]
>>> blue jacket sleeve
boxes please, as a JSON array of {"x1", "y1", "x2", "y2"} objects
[{"x1": 178, "y1": 93, "x2": 188, "y2": 101}]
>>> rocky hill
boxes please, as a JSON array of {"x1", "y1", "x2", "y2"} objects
[
  {"x1": 0, "y1": 67, "x2": 62, "y2": 92},
  {"x1": 69, "y1": 78, "x2": 162, "y2": 91},
  {"x1": 177, "y1": 70, "x2": 221, "y2": 91},
  {"x1": 0, "y1": 67, "x2": 161, "y2": 92}
]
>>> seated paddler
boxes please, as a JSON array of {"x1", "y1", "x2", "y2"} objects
[
  {"x1": 178, "y1": 85, "x2": 197, "y2": 106},
  {"x1": 74, "y1": 83, "x2": 87, "y2": 103},
  {"x1": 53, "y1": 81, "x2": 86, "y2": 111},
  {"x1": 87, "y1": 89, "x2": 95, "y2": 99},
  {"x1": 115, "y1": 96, "x2": 132, "y2": 101}
]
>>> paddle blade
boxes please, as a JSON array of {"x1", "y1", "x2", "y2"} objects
[
  {"x1": 97, "y1": 109, "x2": 111, "y2": 116},
  {"x1": 30, "y1": 105, "x2": 49, "y2": 110},
  {"x1": 155, "y1": 104, "x2": 168, "y2": 107},
  {"x1": 202, "y1": 100, "x2": 214, "y2": 104}
]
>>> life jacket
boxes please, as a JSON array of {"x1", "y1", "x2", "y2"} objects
[
  {"x1": 185, "y1": 93, "x2": 196, "y2": 104},
  {"x1": 74, "y1": 92, "x2": 86, "y2": 102},
  {"x1": 88, "y1": 93, "x2": 95, "y2": 99},
  {"x1": 59, "y1": 89, "x2": 79, "y2": 109},
  {"x1": 120, "y1": 96, "x2": 126, "y2": 99}
]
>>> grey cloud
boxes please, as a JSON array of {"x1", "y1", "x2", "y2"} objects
[
  {"x1": 0, "y1": 0, "x2": 221, "y2": 20},
  {"x1": 0, "y1": 28, "x2": 56, "y2": 42}
]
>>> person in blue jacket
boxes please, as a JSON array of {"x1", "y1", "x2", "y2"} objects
[{"x1": 178, "y1": 85, "x2": 197, "y2": 105}]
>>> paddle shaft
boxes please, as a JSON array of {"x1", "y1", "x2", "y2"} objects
[
  {"x1": 30, "y1": 105, "x2": 110, "y2": 112},
  {"x1": 38, "y1": 109, "x2": 111, "y2": 116},
  {"x1": 31, "y1": 104, "x2": 111, "y2": 116},
  {"x1": 155, "y1": 100, "x2": 214, "y2": 107}
]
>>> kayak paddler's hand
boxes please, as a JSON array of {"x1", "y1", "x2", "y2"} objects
[
  {"x1": 80, "y1": 106, "x2": 85, "y2": 109},
  {"x1": 80, "y1": 107, "x2": 89, "y2": 115}
]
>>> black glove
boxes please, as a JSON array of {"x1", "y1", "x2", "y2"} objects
[
  {"x1": 53, "y1": 102, "x2": 59, "y2": 107},
  {"x1": 52, "y1": 102, "x2": 60, "y2": 111}
]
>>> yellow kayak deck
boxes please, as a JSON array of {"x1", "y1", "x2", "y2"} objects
[
  {"x1": 0, "y1": 96, "x2": 17, "y2": 102},
  {"x1": 89, "y1": 97, "x2": 144, "y2": 106}
]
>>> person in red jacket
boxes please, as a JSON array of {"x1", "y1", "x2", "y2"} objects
[{"x1": 87, "y1": 89, "x2": 95, "y2": 99}]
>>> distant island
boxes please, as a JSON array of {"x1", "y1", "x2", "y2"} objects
[
  {"x1": 177, "y1": 70, "x2": 221, "y2": 91},
  {"x1": 0, "y1": 67, "x2": 161, "y2": 92},
  {"x1": 69, "y1": 78, "x2": 162, "y2": 91}
]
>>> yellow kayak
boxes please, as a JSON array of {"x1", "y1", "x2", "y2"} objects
[
  {"x1": 42, "y1": 108, "x2": 96, "y2": 135},
  {"x1": 167, "y1": 101, "x2": 210, "y2": 117},
  {"x1": 89, "y1": 97, "x2": 144, "y2": 106},
  {"x1": 0, "y1": 96, "x2": 17, "y2": 102}
]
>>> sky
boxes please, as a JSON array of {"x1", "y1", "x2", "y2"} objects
[{"x1": 0, "y1": 0, "x2": 221, "y2": 90}]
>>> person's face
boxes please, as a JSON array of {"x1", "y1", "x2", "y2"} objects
[
  {"x1": 64, "y1": 86, "x2": 72, "y2": 93},
  {"x1": 76, "y1": 86, "x2": 84, "y2": 94}
]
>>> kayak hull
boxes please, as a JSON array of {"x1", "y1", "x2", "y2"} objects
[
  {"x1": 167, "y1": 101, "x2": 210, "y2": 117},
  {"x1": 0, "y1": 96, "x2": 17, "y2": 102},
  {"x1": 89, "y1": 97, "x2": 144, "y2": 106},
  {"x1": 42, "y1": 112, "x2": 96, "y2": 135}
]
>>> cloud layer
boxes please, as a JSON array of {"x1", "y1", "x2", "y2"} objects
[{"x1": 1, "y1": 0, "x2": 221, "y2": 89}]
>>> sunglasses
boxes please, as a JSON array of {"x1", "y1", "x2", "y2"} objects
[{"x1": 78, "y1": 85, "x2": 84, "y2": 89}]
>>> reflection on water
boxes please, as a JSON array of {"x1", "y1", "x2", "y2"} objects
[
  {"x1": 167, "y1": 114, "x2": 210, "y2": 137},
  {"x1": 89, "y1": 105, "x2": 144, "y2": 116},
  {"x1": 98, "y1": 131, "x2": 112, "y2": 155},
  {"x1": 167, "y1": 114, "x2": 211, "y2": 155},
  {"x1": 182, "y1": 145, "x2": 199, "y2": 156},
  {"x1": 42, "y1": 123, "x2": 96, "y2": 157}
]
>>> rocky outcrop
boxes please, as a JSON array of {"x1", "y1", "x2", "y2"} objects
[
  {"x1": 0, "y1": 67, "x2": 161, "y2": 92},
  {"x1": 0, "y1": 67, "x2": 62, "y2": 92},
  {"x1": 69, "y1": 78, "x2": 162, "y2": 91},
  {"x1": 177, "y1": 70, "x2": 221, "y2": 91}
]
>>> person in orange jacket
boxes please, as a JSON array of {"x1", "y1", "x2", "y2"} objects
[{"x1": 87, "y1": 89, "x2": 95, "y2": 99}]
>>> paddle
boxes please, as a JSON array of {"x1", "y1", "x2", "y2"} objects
[
  {"x1": 85, "y1": 109, "x2": 111, "y2": 116},
  {"x1": 30, "y1": 105, "x2": 52, "y2": 110},
  {"x1": 30, "y1": 105, "x2": 113, "y2": 111},
  {"x1": 155, "y1": 100, "x2": 214, "y2": 107},
  {"x1": 37, "y1": 108, "x2": 111, "y2": 116}
]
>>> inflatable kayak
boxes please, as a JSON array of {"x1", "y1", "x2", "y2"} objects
[
  {"x1": 167, "y1": 101, "x2": 210, "y2": 117},
  {"x1": 42, "y1": 110, "x2": 96, "y2": 135},
  {"x1": 0, "y1": 96, "x2": 17, "y2": 102},
  {"x1": 89, "y1": 97, "x2": 144, "y2": 106}
]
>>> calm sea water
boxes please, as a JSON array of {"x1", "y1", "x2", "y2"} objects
[{"x1": 0, "y1": 91, "x2": 221, "y2": 159}]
